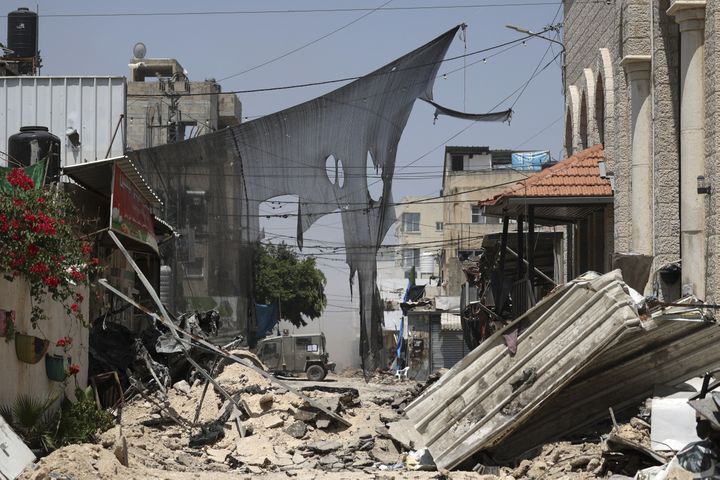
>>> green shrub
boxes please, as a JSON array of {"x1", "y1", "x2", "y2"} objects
[
  {"x1": 0, "y1": 394, "x2": 59, "y2": 451},
  {"x1": 56, "y1": 387, "x2": 114, "y2": 446},
  {"x1": 0, "y1": 387, "x2": 114, "y2": 451}
]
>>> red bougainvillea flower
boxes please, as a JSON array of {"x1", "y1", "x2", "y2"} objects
[
  {"x1": 91, "y1": 257, "x2": 100, "y2": 266},
  {"x1": 29, "y1": 262, "x2": 49, "y2": 274},
  {"x1": 68, "y1": 364, "x2": 80, "y2": 376},
  {"x1": 7, "y1": 168, "x2": 34, "y2": 191},
  {"x1": 69, "y1": 269, "x2": 85, "y2": 282},
  {"x1": 10, "y1": 256, "x2": 25, "y2": 269},
  {"x1": 56, "y1": 336, "x2": 72, "y2": 347},
  {"x1": 75, "y1": 293, "x2": 84, "y2": 303},
  {"x1": 1, "y1": 166, "x2": 101, "y2": 327},
  {"x1": 43, "y1": 275, "x2": 60, "y2": 288}
]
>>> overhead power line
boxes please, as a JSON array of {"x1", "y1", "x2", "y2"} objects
[
  {"x1": 126, "y1": 31, "x2": 545, "y2": 97},
  {"x1": 2, "y1": 3, "x2": 574, "y2": 19},
  {"x1": 219, "y1": 0, "x2": 393, "y2": 82}
]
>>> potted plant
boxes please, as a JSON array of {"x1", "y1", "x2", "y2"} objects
[
  {"x1": 45, "y1": 354, "x2": 71, "y2": 382},
  {"x1": 15, "y1": 332, "x2": 49, "y2": 364},
  {"x1": 45, "y1": 336, "x2": 73, "y2": 381}
]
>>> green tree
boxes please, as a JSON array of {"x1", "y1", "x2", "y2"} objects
[{"x1": 253, "y1": 243, "x2": 327, "y2": 327}]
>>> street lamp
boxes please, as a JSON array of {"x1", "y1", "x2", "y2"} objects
[{"x1": 506, "y1": 24, "x2": 565, "y2": 92}]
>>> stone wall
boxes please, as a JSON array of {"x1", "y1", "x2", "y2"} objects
[
  {"x1": 564, "y1": 0, "x2": 682, "y2": 288},
  {"x1": 565, "y1": 0, "x2": 632, "y2": 253},
  {"x1": 652, "y1": 1, "x2": 681, "y2": 274}
]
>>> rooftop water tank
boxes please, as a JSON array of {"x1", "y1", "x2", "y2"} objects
[
  {"x1": 8, "y1": 126, "x2": 60, "y2": 183},
  {"x1": 7, "y1": 8, "x2": 38, "y2": 58}
]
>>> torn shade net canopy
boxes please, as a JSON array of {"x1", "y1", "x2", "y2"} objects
[{"x1": 128, "y1": 26, "x2": 510, "y2": 369}]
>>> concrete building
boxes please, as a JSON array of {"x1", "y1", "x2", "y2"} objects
[
  {"x1": 563, "y1": 0, "x2": 719, "y2": 299},
  {"x1": 439, "y1": 146, "x2": 529, "y2": 293},
  {"x1": 125, "y1": 56, "x2": 246, "y2": 339},
  {"x1": 126, "y1": 58, "x2": 241, "y2": 148},
  {"x1": 395, "y1": 195, "x2": 444, "y2": 278}
]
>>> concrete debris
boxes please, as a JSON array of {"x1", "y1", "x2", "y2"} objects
[
  {"x1": 305, "y1": 440, "x2": 342, "y2": 454},
  {"x1": 173, "y1": 380, "x2": 191, "y2": 396},
  {"x1": 284, "y1": 420, "x2": 308, "y2": 439},
  {"x1": 262, "y1": 414, "x2": 285, "y2": 429}
]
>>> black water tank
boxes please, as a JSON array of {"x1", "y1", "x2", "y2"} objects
[
  {"x1": 8, "y1": 126, "x2": 61, "y2": 184},
  {"x1": 7, "y1": 8, "x2": 38, "y2": 58}
]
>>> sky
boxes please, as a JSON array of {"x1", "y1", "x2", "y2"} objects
[{"x1": 3, "y1": 1, "x2": 565, "y2": 368}]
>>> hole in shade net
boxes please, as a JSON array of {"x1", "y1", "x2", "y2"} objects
[
  {"x1": 366, "y1": 151, "x2": 383, "y2": 202},
  {"x1": 325, "y1": 155, "x2": 337, "y2": 185}
]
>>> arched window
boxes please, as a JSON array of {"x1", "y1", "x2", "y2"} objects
[
  {"x1": 565, "y1": 107, "x2": 574, "y2": 157},
  {"x1": 580, "y1": 91, "x2": 589, "y2": 149},
  {"x1": 595, "y1": 73, "x2": 605, "y2": 146}
]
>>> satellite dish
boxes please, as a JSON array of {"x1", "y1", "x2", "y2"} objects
[{"x1": 133, "y1": 42, "x2": 147, "y2": 59}]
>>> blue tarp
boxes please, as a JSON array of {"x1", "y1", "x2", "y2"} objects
[
  {"x1": 255, "y1": 302, "x2": 280, "y2": 340},
  {"x1": 397, "y1": 317, "x2": 404, "y2": 363},
  {"x1": 511, "y1": 151, "x2": 551, "y2": 171}
]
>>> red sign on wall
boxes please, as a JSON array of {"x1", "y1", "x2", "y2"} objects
[{"x1": 110, "y1": 164, "x2": 158, "y2": 253}]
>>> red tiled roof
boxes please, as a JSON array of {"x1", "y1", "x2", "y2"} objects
[{"x1": 479, "y1": 145, "x2": 612, "y2": 206}]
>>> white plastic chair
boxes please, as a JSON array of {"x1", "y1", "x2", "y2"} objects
[{"x1": 395, "y1": 366, "x2": 410, "y2": 381}]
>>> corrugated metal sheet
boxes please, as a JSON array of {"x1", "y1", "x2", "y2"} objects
[
  {"x1": 488, "y1": 301, "x2": 720, "y2": 461},
  {"x1": 431, "y1": 321, "x2": 443, "y2": 371},
  {"x1": 0, "y1": 76, "x2": 126, "y2": 167},
  {"x1": 405, "y1": 270, "x2": 638, "y2": 470},
  {"x1": 406, "y1": 272, "x2": 720, "y2": 470},
  {"x1": 431, "y1": 322, "x2": 464, "y2": 371},
  {"x1": 63, "y1": 155, "x2": 162, "y2": 208}
]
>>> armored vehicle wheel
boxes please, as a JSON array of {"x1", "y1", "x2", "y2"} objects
[{"x1": 306, "y1": 364, "x2": 326, "y2": 381}]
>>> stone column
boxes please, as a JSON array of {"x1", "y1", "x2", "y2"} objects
[
  {"x1": 668, "y1": 0, "x2": 707, "y2": 298},
  {"x1": 621, "y1": 55, "x2": 653, "y2": 256}
]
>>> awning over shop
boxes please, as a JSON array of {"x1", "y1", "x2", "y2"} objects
[
  {"x1": 63, "y1": 156, "x2": 163, "y2": 209},
  {"x1": 479, "y1": 145, "x2": 613, "y2": 225},
  {"x1": 63, "y1": 156, "x2": 170, "y2": 254}
]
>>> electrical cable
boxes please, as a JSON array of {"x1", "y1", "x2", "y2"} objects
[
  {"x1": 126, "y1": 30, "x2": 548, "y2": 97},
  {"x1": 4, "y1": 3, "x2": 580, "y2": 19},
  {"x1": 219, "y1": 0, "x2": 394, "y2": 82}
]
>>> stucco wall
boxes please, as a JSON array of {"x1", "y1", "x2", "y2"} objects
[{"x1": 0, "y1": 276, "x2": 89, "y2": 408}]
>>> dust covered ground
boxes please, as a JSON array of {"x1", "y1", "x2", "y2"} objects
[{"x1": 20, "y1": 364, "x2": 652, "y2": 480}]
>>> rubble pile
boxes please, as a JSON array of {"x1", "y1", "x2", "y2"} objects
[
  {"x1": 22, "y1": 361, "x2": 468, "y2": 479},
  {"x1": 15, "y1": 267, "x2": 720, "y2": 480}
]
